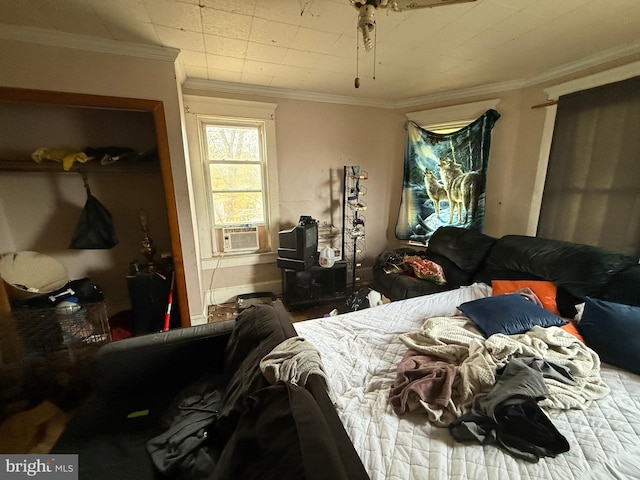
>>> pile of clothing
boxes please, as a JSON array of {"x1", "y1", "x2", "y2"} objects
[{"x1": 389, "y1": 292, "x2": 609, "y2": 462}]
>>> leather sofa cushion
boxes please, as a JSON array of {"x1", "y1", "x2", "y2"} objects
[
  {"x1": 428, "y1": 226, "x2": 496, "y2": 272},
  {"x1": 473, "y1": 268, "x2": 541, "y2": 286},
  {"x1": 372, "y1": 249, "x2": 459, "y2": 301},
  {"x1": 371, "y1": 228, "x2": 494, "y2": 300},
  {"x1": 486, "y1": 235, "x2": 637, "y2": 298},
  {"x1": 601, "y1": 264, "x2": 640, "y2": 307}
]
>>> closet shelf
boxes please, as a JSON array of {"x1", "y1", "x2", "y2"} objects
[{"x1": 0, "y1": 158, "x2": 160, "y2": 173}]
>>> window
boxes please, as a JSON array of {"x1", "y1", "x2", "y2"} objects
[
  {"x1": 202, "y1": 120, "x2": 268, "y2": 253},
  {"x1": 184, "y1": 96, "x2": 279, "y2": 264}
]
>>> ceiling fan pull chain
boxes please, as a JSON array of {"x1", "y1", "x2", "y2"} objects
[
  {"x1": 355, "y1": 28, "x2": 361, "y2": 88},
  {"x1": 373, "y1": 25, "x2": 377, "y2": 81}
]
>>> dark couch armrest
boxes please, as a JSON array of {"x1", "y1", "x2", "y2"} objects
[
  {"x1": 91, "y1": 319, "x2": 235, "y2": 398},
  {"x1": 52, "y1": 320, "x2": 236, "y2": 472},
  {"x1": 58, "y1": 321, "x2": 235, "y2": 432}
]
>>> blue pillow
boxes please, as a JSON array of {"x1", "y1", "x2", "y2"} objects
[
  {"x1": 577, "y1": 297, "x2": 640, "y2": 375},
  {"x1": 458, "y1": 294, "x2": 567, "y2": 337}
]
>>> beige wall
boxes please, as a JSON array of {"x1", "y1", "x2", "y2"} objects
[
  {"x1": 0, "y1": 38, "x2": 205, "y2": 322},
  {"x1": 184, "y1": 85, "x2": 551, "y2": 303},
  {"x1": 272, "y1": 88, "x2": 551, "y2": 245},
  {"x1": 274, "y1": 99, "x2": 408, "y2": 258}
]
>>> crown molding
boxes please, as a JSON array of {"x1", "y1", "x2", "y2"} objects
[
  {"x1": 393, "y1": 80, "x2": 523, "y2": 109},
  {"x1": 182, "y1": 78, "x2": 393, "y2": 108},
  {"x1": 183, "y1": 77, "x2": 525, "y2": 110},
  {"x1": 0, "y1": 24, "x2": 179, "y2": 62},
  {"x1": 183, "y1": 40, "x2": 640, "y2": 109},
  {"x1": 544, "y1": 60, "x2": 640, "y2": 100},
  {"x1": 3, "y1": 23, "x2": 638, "y2": 108},
  {"x1": 525, "y1": 39, "x2": 640, "y2": 89},
  {"x1": 405, "y1": 98, "x2": 501, "y2": 127}
]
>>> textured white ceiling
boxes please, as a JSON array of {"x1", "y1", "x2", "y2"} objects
[{"x1": 1, "y1": 0, "x2": 639, "y2": 103}]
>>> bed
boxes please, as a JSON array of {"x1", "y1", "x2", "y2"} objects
[{"x1": 294, "y1": 283, "x2": 640, "y2": 480}]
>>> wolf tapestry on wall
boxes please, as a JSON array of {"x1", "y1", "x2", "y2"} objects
[{"x1": 395, "y1": 109, "x2": 500, "y2": 244}]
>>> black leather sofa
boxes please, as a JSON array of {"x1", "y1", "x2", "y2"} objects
[
  {"x1": 52, "y1": 300, "x2": 369, "y2": 480},
  {"x1": 374, "y1": 226, "x2": 640, "y2": 315}
]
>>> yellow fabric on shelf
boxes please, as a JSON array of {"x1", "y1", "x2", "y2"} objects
[{"x1": 32, "y1": 147, "x2": 91, "y2": 171}]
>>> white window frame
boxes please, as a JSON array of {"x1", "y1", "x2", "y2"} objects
[
  {"x1": 184, "y1": 95, "x2": 280, "y2": 268},
  {"x1": 201, "y1": 118, "x2": 268, "y2": 251},
  {"x1": 405, "y1": 99, "x2": 501, "y2": 131}
]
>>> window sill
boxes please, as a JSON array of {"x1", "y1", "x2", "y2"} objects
[{"x1": 201, "y1": 251, "x2": 277, "y2": 270}]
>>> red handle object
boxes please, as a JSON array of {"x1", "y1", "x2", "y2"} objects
[{"x1": 162, "y1": 272, "x2": 175, "y2": 332}]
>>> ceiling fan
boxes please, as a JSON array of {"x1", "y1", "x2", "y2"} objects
[{"x1": 350, "y1": 0, "x2": 478, "y2": 51}]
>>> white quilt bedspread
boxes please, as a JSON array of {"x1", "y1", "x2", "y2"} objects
[{"x1": 294, "y1": 284, "x2": 640, "y2": 480}]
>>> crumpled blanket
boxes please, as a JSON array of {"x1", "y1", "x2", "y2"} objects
[
  {"x1": 399, "y1": 316, "x2": 609, "y2": 426},
  {"x1": 389, "y1": 349, "x2": 457, "y2": 415},
  {"x1": 260, "y1": 336, "x2": 330, "y2": 390}
]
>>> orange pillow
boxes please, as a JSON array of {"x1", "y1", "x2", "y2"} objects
[
  {"x1": 560, "y1": 321, "x2": 585, "y2": 343},
  {"x1": 491, "y1": 280, "x2": 560, "y2": 316}
]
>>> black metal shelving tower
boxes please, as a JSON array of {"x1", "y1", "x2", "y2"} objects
[{"x1": 342, "y1": 165, "x2": 367, "y2": 291}]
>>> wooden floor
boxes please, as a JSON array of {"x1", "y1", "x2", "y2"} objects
[
  {"x1": 286, "y1": 299, "x2": 350, "y2": 323},
  {"x1": 207, "y1": 296, "x2": 350, "y2": 324}
]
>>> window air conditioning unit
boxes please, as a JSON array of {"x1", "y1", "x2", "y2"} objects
[{"x1": 222, "y1": 226, "x2": 259, "y2": 252}]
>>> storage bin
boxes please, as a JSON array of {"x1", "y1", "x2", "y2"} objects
[{"x1": 0, "y1": 301, "x2": 111, "y2": 418}]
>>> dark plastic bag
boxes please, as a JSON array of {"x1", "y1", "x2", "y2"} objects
[
  {"x1": 345, "y1": 287, "x2": 373, "y2": 311},
  {"x1": 70, "y1": 181, "x2": 118, "y2": 249}
]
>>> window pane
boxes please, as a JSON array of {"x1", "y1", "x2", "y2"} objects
[
  {"x1": 205, "y1": 125, "x2": 259, "y2": 161},
  {"x1": 212, "y1": 192, "x2": 264, "y2": 224},
  {"x1": 209, "y1": 164, "x2": 262, "y2": 191}
]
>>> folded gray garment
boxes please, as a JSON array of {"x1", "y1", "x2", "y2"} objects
[
  {"x1": 450, "y1": 356, "x2": 571, "y2": 462},
  {"x1": 260, "y1": 336, "x2": 330, "y2": 390},
  {"x1": 476, "y1": 355, "x2": 576, "y2": 417}
]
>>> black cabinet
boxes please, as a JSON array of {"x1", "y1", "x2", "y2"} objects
[
  {"x1": 281, "y1": 261, "x2": 347, "y2": 310},
  {"x1": 127, "y1": 271, "x2": 179, "y2": 335}
]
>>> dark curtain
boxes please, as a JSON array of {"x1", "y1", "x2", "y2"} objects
[{"x1": 537, "y1": 75, "x2": 640, "y2": 258}]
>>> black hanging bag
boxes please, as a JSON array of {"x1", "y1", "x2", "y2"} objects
[{"x1": 70, "y1": 175, "x2": 118, "y2": 249}]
